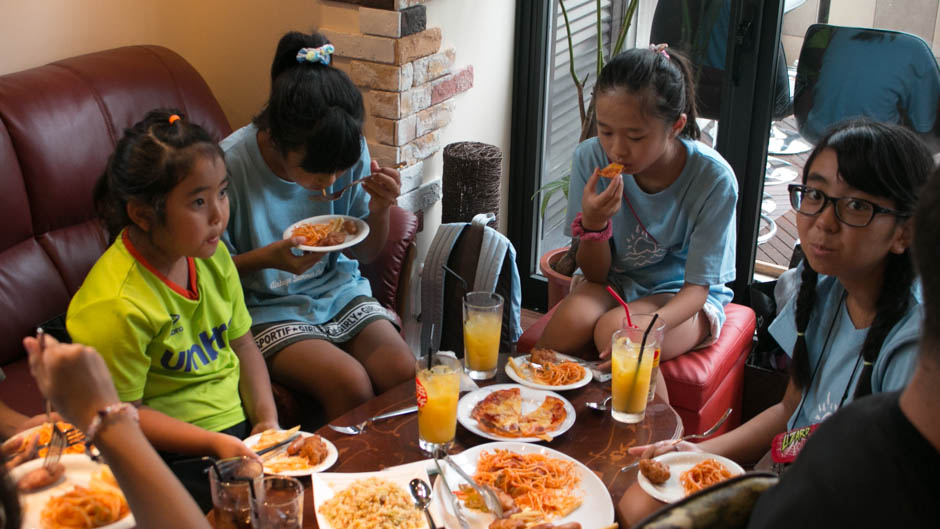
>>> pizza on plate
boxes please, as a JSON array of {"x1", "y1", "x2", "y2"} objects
[{"x1": 470, "y1": 387, "x2": 567, "y2": 441}]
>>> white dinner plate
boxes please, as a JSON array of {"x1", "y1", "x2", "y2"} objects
[
  {"x1": 430, "y1": 441, "x2": 614, "y2": 529},
  {"x1": 637, "y1": 451, "x2": 745, "y2": 503},
  {"x1": 312, "y1": 460, "x2": 432, "y2": 529},
  {"x1": 243, "y1": 431, "x2": 338, "y2": 476},
  {"x1": 9, "y1": 454, "x2": 135, "y2": 529},
  {"x1": 282, "y1": 214, "x2": 369, "y2": 252},
  {"x1": 504, "y1": 354, "x2": 593, "y2": 391},
  {"x1": 456, "y1": 383, "x2": 576, "y2": 442}
]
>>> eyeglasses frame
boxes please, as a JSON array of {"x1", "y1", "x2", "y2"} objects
[{"x1": 787, "y1": 184, "x2": 911, "y2": 227}]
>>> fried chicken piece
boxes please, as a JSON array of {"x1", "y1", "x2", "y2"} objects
[
  {"x1": 318, "y1": 231, "x2": 346, "y2": 247},
  {"x1": 343, "y1": 219, "x2": 359, "y2": 235},
  {"x1": 299, "y1": 435, "x2": 328, "y2": 465},
  {"x1": 529, "y1": 347, "x2": 559, "y2": 366},
  {"x1": 639, "y1": 458, "x2": 671, "y2": 485},
  {"x1": 489, "y1": 518, "x2": 526, "y2": 529},
  {"x1": 17, "y1": 462, "x2": 64, "y2": 492}
]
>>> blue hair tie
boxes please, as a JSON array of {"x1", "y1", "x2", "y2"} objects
[{"x1": 296, "y1": 44, "x2": 335, "y2": 65}]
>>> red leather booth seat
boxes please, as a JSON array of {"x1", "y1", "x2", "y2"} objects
[
  {"x1": 0, "y1": 46, "x2": 416, "y2": 421},
  {"x1": 517, "y1": 303, "x2": 756, "y2": 437}
]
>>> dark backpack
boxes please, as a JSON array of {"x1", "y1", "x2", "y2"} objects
[{"x1": 420, "y1": 213, "x2": 521, "y2": 358}]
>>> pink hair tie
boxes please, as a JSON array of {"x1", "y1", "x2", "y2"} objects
[{"x1": 649, "y1": 43, "x2": 670, "y2": 59}]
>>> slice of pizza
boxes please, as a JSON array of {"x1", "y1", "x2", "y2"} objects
[
  {"x1": 471, "y1": 388, "x2": 523, "y2": 437},
  {"x1": 518, "y1": 396, "x2": 567, "y2": 441},
  {"x1": 598, "y1": 162, "x2": 624, "y2": 178}
]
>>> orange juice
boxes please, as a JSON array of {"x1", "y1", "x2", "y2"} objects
[
  {"x1": 463, "y1": 312, "x2": 501, "y2": 372},
  {"x1": 611, "y1": 336, "x2": 656, "y2": 423},
  {"x1": 416, "y1": 357, "x2": 460, "y2": 452},
  {"x1": 462, "y1": 292, "x2": 504, "y2": 380}
]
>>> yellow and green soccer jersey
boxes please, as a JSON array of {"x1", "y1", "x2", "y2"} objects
[{"x1": 67, "y1": 230, "x2": 252, "y2": 432}]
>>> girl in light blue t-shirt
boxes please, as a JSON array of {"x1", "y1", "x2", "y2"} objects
[
  {"x1": 538, "y1": 46, "x2": 737, "y2": 401},
  {"x1": 222, "y1": 31, "x2": 414, "y2": 420},
  {"x1": 628, "y1": 119, "x2": 929, "y2": 474}
]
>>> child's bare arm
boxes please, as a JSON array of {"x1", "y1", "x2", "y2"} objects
[
  {"x1": 349, "y1": 161, "x2": 400, "y2": 263},
  {"x1": 656, "y1": 282, "x2": 709, "y2": 333},
  {"x1": 231, "y1": 238, "x2": 324, "y2": 276},
  {"x1": 230, "y1": 331, "x2": 279, "y2": 434}
]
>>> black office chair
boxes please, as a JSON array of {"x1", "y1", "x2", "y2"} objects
[
  {"x1": 794, "y1": 24, "x2": 940, "y2": 150},
  {"x1": 650, "y1": 0, "x2": 790, "y2": 244}
]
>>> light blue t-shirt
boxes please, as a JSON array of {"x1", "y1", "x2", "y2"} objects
[
  {"x1": 805, "y1": 28, "x2": 940, "y2": 142},
  {"x1": 566, "y1": 137, "x2": 738, "y2": 325},
  {"x1": 770, "y1": 267, "x2": 921, "y2": 430},
  {"x1": 221, "y1": 124, "x2": 373, "y2": 325}
]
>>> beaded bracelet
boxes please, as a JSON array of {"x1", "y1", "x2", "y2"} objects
[
  {"x1": 85, "y1": 403, "x2": 139, "y2": 442},
  {"x1": 570, "y1": 212, "x2": 612, "y2": 241}
]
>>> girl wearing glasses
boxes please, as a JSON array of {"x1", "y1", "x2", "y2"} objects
[{"x1": 621, "y1": 119, "x2": 930, "y2": 520}]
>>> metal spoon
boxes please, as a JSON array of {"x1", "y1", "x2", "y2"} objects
[
  {"x1": 585, "y1": 395, "x2": 612, "y2": 411},
  {"x1": 409, "y1": 478, "x2": 437, "y2": 529}
]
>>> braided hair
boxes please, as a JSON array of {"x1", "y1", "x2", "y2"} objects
[
  {"x1": 253, "y1": 31, "x2": 364, "y2": 175},
  {"x1": 595, "y1": 47, "x2": 701, "y2": 140},
  {"x1": 93, "y1": 109, "x2": 223, "y2": 242},
  {"x1": 790, "y1": 119, "x2": 932, "y2": 397}
]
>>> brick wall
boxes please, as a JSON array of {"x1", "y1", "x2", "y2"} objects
[{"x1": 324, "y1": 0, "x2": 473, "y2": 207}]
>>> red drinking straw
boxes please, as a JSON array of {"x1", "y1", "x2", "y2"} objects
[{"x1": 605, "y1": 286, "x2": 636, "y2": 328}]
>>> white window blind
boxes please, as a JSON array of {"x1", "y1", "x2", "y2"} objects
[{"x1": 537, "y1": 0, "x2": 619, "y2": 259}]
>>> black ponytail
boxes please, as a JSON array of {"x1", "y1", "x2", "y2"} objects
[
  {"x1": 253, "y1": 31, "x2": 364, "y2": 175},
  {"x1": 790, "y1": 260, "x2": 820, "y2": 390},
  {"x1": 595, "y1": 47, "x2": 701, "y2": 140},
  {"x1": 852, "y1": 252, "x2": 914, "y2": 397}
]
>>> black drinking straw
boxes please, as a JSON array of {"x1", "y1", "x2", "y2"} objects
[
  {"x1": 638, "y1": 313, "x2": 660, "y2": 355},
  {"x1": 427, "y1": 323, "x2": 435, "y2": 370},
  {"x1": 202, "y1": 456, "x2": 224, "y2": 480},
  {"x1": 628, "y1": 313, "x2": 661, "y2": 400}
]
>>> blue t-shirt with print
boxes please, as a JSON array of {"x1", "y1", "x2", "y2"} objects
[
  {"x1": 221, "y1": 124, "x2": 373, "y2": 326},
  {"x1": 566, "y1": 137, "x2": 737, "y2": 325},
  {"x1": 770, "y1": 266, "x2": 921, "y2": 430}
]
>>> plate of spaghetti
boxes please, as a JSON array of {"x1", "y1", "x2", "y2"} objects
[
  {"x1": 282, "y1": 214, "x2": 369, "y2": 252},
  {"x1": 637, "y1": 451, "x2": 744, "y2": 503},
  {"x1": 430, "y1": 442, "x2": 614, "y2": 529},
  {"x1": 9, "y1": 454, "x2": 133, "y2": 529},
  {"x1": 505, "y1": 350, "x2": 592, "y2": 391}
]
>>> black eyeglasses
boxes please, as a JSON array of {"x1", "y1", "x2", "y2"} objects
[{"x1": 787, "y1": 184, "x2": 910, "y2": 227}]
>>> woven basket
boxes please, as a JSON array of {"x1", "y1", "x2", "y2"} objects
[{"x1": 442, "y1": 142, "x2": 502, "y2": 225}]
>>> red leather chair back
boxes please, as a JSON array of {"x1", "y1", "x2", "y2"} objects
[{"x1": 0, "y1": 45, "x2": 231, "y2": 411}]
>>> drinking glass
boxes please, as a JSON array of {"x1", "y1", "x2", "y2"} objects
[
  {"x1": 415, "y1": 353, "x2": 460, "y2": 454},
  {"x1": 257, "y1": 476, "x2": 304, "y2": 529},
  {"x1": 209, "y1": 456, "x2": 263, "y2": 529},
  {"x1": 462, "y1": 291, "x2": 503, "y2": 379},
  {"x1": 611, "y1": 314, "x2": 665, "y2": 423}
]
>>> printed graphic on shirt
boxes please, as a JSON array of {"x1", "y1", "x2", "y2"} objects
[
  {"x1": 269, "y1": 259, "x2": 327, "y2": 289},
  {"x1": 812, "y1": 391, "x2": 841, "y2": 423},
  {"x1": 161, "y1": 323, "x2": 228, "y2": 372},
  {"x1": 613, "y1": 224, "x2": 667, "y2": 270}
]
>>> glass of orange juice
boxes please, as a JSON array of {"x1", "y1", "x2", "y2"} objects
[
  {"x1": 415, "y1": 353, "x2": 460, "y2": 454},
  {"x1": 462, "y1": 291, "x2": 503, "y2": 380},
  {"x1": 611, "y1": 314, "x2": 665, "y2": 423}
]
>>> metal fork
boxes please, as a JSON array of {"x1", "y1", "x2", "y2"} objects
[
  {"x1": 439, "y1": 451, "x2": 503, "y2": 519},
  {"x1": 327, "y1": 405, "x2": 418, "y2": 435},
  {"x1": 307, "y1": 175, "x2": 371, "y2": 203},
  {"x1": 37, "y1": 328, "x2": 66, "y2": 469}
]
